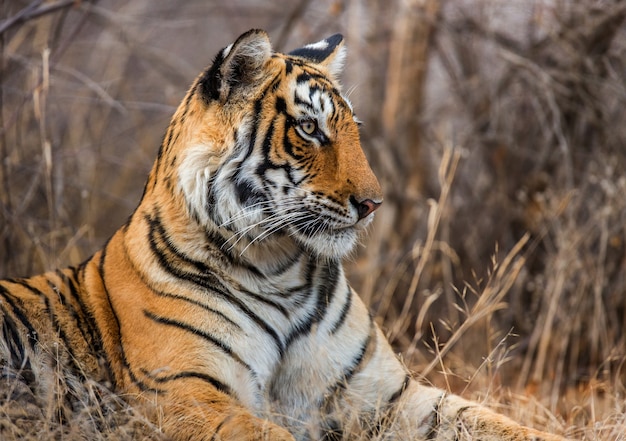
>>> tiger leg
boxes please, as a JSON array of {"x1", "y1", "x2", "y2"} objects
[
  {"x1": 138, "y1": 383, "x2": 295, "y2": 441},
  {"x1": 393, "y1": 381, "x2": 568, "y2": 440},
  {"x1": 332, "y1": 323, "x2": 567, "y2": 440}
]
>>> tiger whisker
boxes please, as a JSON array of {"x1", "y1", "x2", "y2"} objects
[
  {"x1": 238, "y1": 212, "x2": 314, "y2": 256},
  {"x1": 222, "y1": 207, "x2": 310, "y2": 252},
  {"x1": 218, "y1": 197, "x2": 305, "y2": 228}
]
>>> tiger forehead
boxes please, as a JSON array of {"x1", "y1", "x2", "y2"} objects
[
  {"x1": 269, "y1": 55, "x2": 355, "y2": 118},
  {"x1": 271, "y1": 53, "x2": 330, "y2": 78}
]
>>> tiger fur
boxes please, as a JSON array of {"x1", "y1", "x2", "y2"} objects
[{"x1": 0, "y1": 29, "x2": 568, "y2": 440}]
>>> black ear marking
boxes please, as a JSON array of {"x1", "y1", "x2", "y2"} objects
[
  {"x1": 288, "y1": 34, "x2": 344, "y2": 64},
  {"x1": 198, "y1": 29, "x2": 272, "y2": 103},
  {"x1": 199, "y1": 50, "x2": 226, "y2": 102}
]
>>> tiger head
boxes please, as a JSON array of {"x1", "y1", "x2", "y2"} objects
[{"x1": 150, "y1": 29, "x2": 382, "y2": 260}]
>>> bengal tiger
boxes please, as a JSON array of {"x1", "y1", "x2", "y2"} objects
[{"x1": 0, "y1": 29, "x2": 568, "y2": 440}]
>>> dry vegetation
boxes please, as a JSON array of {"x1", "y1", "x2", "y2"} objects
[{"x1": 1, "y1": 0, "x2": 626, "y2": 439}]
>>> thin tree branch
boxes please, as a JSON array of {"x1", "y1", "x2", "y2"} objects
[{"x1": 0, "y1": 0, "x2": 79, "y2": 36}]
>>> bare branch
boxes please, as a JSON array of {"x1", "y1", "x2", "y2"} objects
[{"x1": 0, "y1": 0, "x2": 81, "y2": 36}]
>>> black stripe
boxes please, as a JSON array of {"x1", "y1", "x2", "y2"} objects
[
  {"x1": 239, "y1": 287, "x2": 289, "y2": 320},
  {"x1": 204, "y1": 224, "x2": 268, "y2": 281},
  {"x1": 141, "y1": 368, "x2": 236, "y2": 399},
  {"x1": 143, "y1": 310, "x2": 254, "y2": 375},
  {"x1": 229, "y1": 98, "x2": 269, "y2": 206},
  {"x1": 320, "y1": 327, "x2": 374, "y2": 411},
  {"x1": 152, "y1": 290, "x2": 242, "y2": 331},
  {"x1": 1, "y1": 306, "x2": 25, "y2": 364},
  {"x1": 204, "y1": 173, "x2": 219, "y2": 226},
  {"x1": 244, "y1": 98, "x2": 263, "y2": 160},
  {"x1": 454, "y1": 405, "x2": 472, "y2": 428},
  {"x1": 149, "y1": 213, "x2": 234, "y2": 284},
  {"x1": 0, "y1": 302, "x2": 34, "y2": 383},
  {"x1": 337, "y1": 329, "x2": 372, "y2": 387},
  {"x1": 295, "y1": 72, "x2": 311, "y2": 84},
  {"x1": 388, "y1": 374, "x2": 411, "y2": 404},
  {"x1": 265, "y1": 248, "x2": 302, "y2": 279},
  {"x1": 275, "y1": 96, "x2": 287, "y2": 114},
  {"x1": 284, "y1": 59, "x2": 293, "y2": 75},
  {"x1": 47, "y1": 274, "x2": 93, "y2": 350},
  {"x1": 210, "y1": 414, "x2": 234, "y2": 441},
  {"x1": 233, "y1": 178, "x2": 266, "y2": 207},
  {"x1": 283, "y1": 116, "x2": 301, "y2": 160},
  {"x1": 147, "y1": 213, "x2": 286, "y2": 355},
  {"x1": 295, "y1": 69, "x2": 332, "y2": 85},
  {"x1": 425, "y1": 393, "x2": 445, "y2": 439},
  {"x1": 204, "y1": 80, "x2": 266, "y2": 227},
  {"x1": 203, "y1": 215, "x2": 263, "y2": 282},
  {"x1": 307, "y1": 85, "x2": 322, "y2": 103},
  {"x1": 205, "y1": 227, "x2": 232, "y2": 250},
  {"x1": 99, "y1": 243, "x2": 162, "y2": 393},
  {"x1": 12, "y1": 279, "x2": 87, "y2": 382},
  {"x1": 360, "y1": 374, "x2": 411, "y2": 439},
  {"x1": 259, "y1": 117, "x2": 280, "y2": 171},
  {"x1": 151, "y1": 123, "x2": 178, "y2": 195},
  {"x1": 294, "y1": 92, "x2": 315, "y2": 111},
  {"x1": 180, "y1": 83, "x2": 197, "y2": 121},
  {"x1": 330, "y1": 286, "x2": 352, "y2": 334},
  {"x1": 256, "y1": 116, "x2": 300, "y2": 189},
  {"x1": 284, "y1": 261, "x2": 340, "y2": 348},
  {"x1": 0, "y1": 284, "x2": 38, "y2": 350},
  {"x1": 321, "y1": 420, "x2": 343, "y2": 441},
  {"x1": 55, "y1": 268, "x2": 105, "y2": 356},
  {"x1": 315, "y1": 262, "x2": 340, "y2": 321},
  {"x1": 152, "y1": 208, "x2": 270, "y2": 284},
  {"x1": 117, "y1": 230, "x2": 247, "y2": 334},
  {"x1": 71, "y1": 262, "x2": 115, "y2": 383}
]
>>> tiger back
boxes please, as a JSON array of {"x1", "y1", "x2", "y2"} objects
[{"x1": 0, "y1": 30, "x2": 569, "y2": 441}]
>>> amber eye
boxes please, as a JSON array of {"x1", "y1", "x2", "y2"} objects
[{"x1": 299, "y1": 119, "x2": 317, "y2": 135}]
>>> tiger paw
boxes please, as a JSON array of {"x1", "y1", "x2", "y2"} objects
[
  {"x1": 455, "y1": 407, "x2": 569, "y2": 441},
  {"x1": 211, "y1": 416, "x2": 295, "y2": 441}
]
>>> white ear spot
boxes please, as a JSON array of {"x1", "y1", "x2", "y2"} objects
[
  {"x1": 222, "y1": 43, "x2": 233, "y2": 58},
  {"x1": 303, "y1": 40, "x2": 330, "y2": 51},
  {"x1": 288, "y1": 34, "x2": 346, "y2": 81}
]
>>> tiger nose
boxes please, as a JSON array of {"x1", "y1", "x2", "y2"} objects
[{"x1": 350, "y1": 196, "x2": 382, "y2": 220}]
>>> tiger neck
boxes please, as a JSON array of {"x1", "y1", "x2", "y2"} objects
[{"x1": 124, "y1": 196, "x2": 340, "y2": 294}]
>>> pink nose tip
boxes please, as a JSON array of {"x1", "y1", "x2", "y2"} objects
[{"x1": 350, "y1": 197, "x2": 382, "y2": 220}]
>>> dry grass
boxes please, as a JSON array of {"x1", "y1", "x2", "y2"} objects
[
  {"x1": 0, "y1": 375, "x2": 166, "y2": 440},
  {"x1": 2, "y1": 0, "x2": 626, "y2": 439}
]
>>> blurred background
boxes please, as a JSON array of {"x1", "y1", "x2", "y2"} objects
[{"x1": 2, "y1": 0, "x2": 626, "y2": 437}]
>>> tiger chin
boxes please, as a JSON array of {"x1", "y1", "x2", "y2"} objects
[{"x1": 0, "y1": 30, "x2": 568, "y2": 441}]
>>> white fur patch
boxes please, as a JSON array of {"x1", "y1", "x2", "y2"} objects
[
  {"x1": 303, "y1": 40, "x2": 330, "y2": 51},
  {"x1": 177, "y1": 144, "x2": 218, "y2": 224}
]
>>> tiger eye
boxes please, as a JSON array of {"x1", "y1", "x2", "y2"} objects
[{"x1": 300, "y1": 120, "x2": 317, "y2": 135}]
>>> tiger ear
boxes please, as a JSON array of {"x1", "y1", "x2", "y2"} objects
[
  {"x1": 288, "y1": 34, "x2": 346, "y2": 81},
  {"x1": 200, "y1": 29, "x2": 272, "y2": 103}
]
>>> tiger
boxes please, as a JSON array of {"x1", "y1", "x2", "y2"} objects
[{"x1": 0, "y1": 29, "x2": 569, "y2": 440}]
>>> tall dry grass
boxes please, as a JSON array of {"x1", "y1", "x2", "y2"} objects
[{"x1": 1, "y1": 0, "x2": 626, "y2": 439}]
